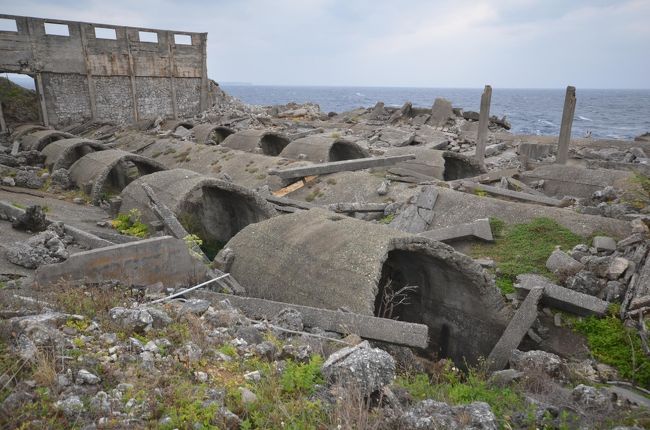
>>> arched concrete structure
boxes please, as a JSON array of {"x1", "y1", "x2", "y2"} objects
[
  {"x1": 383, "y1": 147, "x2": 484, "y2": 180},
  {"x1": 41, "y1": 138, "x2": 107, "y2": 171},
  {"x1": 221, "y1": 129, "x2": 290, "y2": 156},
  {"x1": 279, "y1": 135, "x2": 369, "y2": 163},
  {"x1": 9, "y1": 124, "x2": 48, "y2": 142},
  {"x1": 69, "y1": 149, "x2": 166, "y2": 204},
  {"x1": 20, "y1": 129, "x2": 75, "y2": 152},
  {"x1": 221, "y1": 208, "x2": 508, "y2": 364},
  {"x1": 119, "y1": 168, "x2": 277, "y2": 246},
  {"x1": 192, "y1": 123, "x2": 235, "y2": 145}
]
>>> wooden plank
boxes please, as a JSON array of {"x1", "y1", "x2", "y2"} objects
[
  {"x1": 269, "y1": 155, "x2": 416, "y2": 179},
  {"x1": 272, "y1": 175, "x2": 317, "y2": 197}
]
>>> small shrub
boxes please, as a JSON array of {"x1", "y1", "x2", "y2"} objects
[
  {"x1": 280, "y1": 355, "x2": 324, "y2": 395},
  {"x1": 111, "y1": 209, "x2": 149, "y2": 238}
]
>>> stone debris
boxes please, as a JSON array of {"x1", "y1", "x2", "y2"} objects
[
  {"x1": 6, "y1": 223, "x2": 70, "y2": 268},
  {"x1": 321, "y1": 341, "x2": 395, "y2": 397}
]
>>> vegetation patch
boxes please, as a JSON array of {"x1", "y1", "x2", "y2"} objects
[
  {"x1": 472, "y1": 217, "x2": 583, "y2": 294},
  {"x1": 571, "y1": 314, "x2": 650, "y2": 387},
  {"x1": 111, "y1": 208, "x2": 150, "y2": 238}
]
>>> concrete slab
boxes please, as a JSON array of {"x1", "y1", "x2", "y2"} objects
[
  {"x1": 34, "y1": 236, "x2": 208, "y2": 288},
  {"x1": 460, "y1": 181, "x2": 563, "y2": 207},
  {"x1": 428, "y1": 187, "x2": 631, "y2": 238},
  {"x1": 515, "y1": 274, "x2": 608, "y2": 316},
  {"x1": 419, "y1": 218, "x2": 493, "y2": 242},
  {"x1": 390, "y1": 186, "x2": 438, "y2": 233},
  {"x1": 519, "y1": 165, "x2": 632, "y2": 199},
  {"x1": 487, "y1": 286, "x2": 543, "y2": 370}
]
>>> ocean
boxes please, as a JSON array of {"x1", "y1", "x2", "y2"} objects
[{"x1": 221, "y1": 85, "x2": 650, "y2": 141}]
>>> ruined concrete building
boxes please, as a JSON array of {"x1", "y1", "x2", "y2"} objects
[{"x1": 0, "y1": 14, "x2": 211, "y2": 126}]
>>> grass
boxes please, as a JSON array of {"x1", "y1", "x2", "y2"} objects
[
  {"x1": 472, "y1": 217, "x2": 583, "y2": 294},
  {"x1": 570, "y1": 314, "x2": 650, "y2": 388},
  {"x1": 379, "y1": 213, "x2": 395, "y2": 224},
  {"x1": 111, "y1": 209, "x2": 149, "y2": 238},
  {"x1": 394, "y1": 361, "x2": 528, "y2": 427}
]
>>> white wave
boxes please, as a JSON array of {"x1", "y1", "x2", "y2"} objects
[
  {"x1": 355, "y1": 92, "x2": 364, "y2": 97},
  {"x1": 537, "y1": 119, "x2": 555, "y2": 126},
  {"x1": 578, "y1": 115, "x2": 593, "y2": 121}
]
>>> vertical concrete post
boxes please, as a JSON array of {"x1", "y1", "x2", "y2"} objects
[
  {"x1": 556, "y1": 86, "x2": 576, "y2": 164},
  {"x1": 0, "y1": 101, "x2": 7, "y2": 134},
  {"x1": 475, "y1": 85, "x2": 492, "y2": 166},
  {"x1": 79, "y1": 24, "x2": 97, "y2": 120},
  {"x1": 125, "y1": 31, "x2": 139, "y2": 122},
  {"x1": 167, "y1": 33, "x2": 178, "y2": 119},
  {"x1": 199, "y1": 33, "x2": 208, "y2": 112},
  {"x1": 34, "y1": 73, "x2": 49, "y2": 127}
]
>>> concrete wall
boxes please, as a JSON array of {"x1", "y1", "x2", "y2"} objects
[{"x1": 0, "y1": 14, "x2": 209, "y2": 126}]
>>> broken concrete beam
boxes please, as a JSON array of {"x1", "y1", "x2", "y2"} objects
[
  {"x1": 199, "y1": 291, "x2": 429, "y2": 349},
  {"x1": 63, "y1": 225, "x2": 114, "y2": 249},
  {"x1": 389, "y1": 186, "x2": 438, "y2": 233},
  {"x1": 505, "y1": 177, "x2": 546, "y2": 197},
  {"x1": 265, "y1": 195, "x2": 316, "y2": 211},
  {"x1": 515, "y1": 274, "x2": 608, "y2": 316},
  {"x1": 460, "y1": 181, "x2": 563, "y2": 207},
  {"x1": 325, "y1": 202, "x2": 388, "y2": 213},
  {"x1": 487, "y1": 286, "x2": 543, "y2": 370},
  {"x1": 268, "y1": 155, "x2": 416, "y2": 179},
  {"x1": 449, "y1": 168, "x2": 520, "y2": 187},
  {"x1": 418, "y1": 218, "x2": 493, "y2": 242},
  {"x1": 34, "y1": 236, "x2": 208, "y2": 288}
]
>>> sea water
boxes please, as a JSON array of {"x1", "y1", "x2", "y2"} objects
[{"x1": 222, "y1": 85, "x2": 650, "y2": 141}]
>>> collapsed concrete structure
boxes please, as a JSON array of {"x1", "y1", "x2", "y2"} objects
[
  {"x1": 41, "y1": 137, "x2": 107, "y2": 171},
  {"x1": 220, "y1": 208, "x2": 509, "y2": 364},
  {"x1": 221, "y1": 129, "x2": 290, "y2": 156},
  {"x1": 278, "y1": 135, "x2": 369, "y2": 162},
  {"x1": 68, "y1": 149, "x2": 166, "y2": 203},
  {"x1": 120, "y1": 168, "x2": 277, "y2": 245},
  {"x1": 0, "y1": 14, "x2": 211, "y2": 126}
]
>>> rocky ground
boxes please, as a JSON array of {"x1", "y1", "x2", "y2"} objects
[{"x1": 1, "y1": 88, "x2": 650, "y2": 429}]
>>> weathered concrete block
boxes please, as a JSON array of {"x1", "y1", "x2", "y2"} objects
[
  {"x1": 545, "y1": 250, "x2": 584, "y2": 278},
  {"x1": 593, "y1": 236, "x2": 617, "y2": 252},
  {"x1": 515, "y1": 274, "x2": 608, "y2": 316},
  {"x1": 35, "y1": 236, "x2": 207, "y2": 288},
  {"x1": 419, "y1": 218, "x2": 493, "y2": 242}
]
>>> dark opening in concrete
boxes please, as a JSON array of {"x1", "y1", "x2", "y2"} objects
[
  {"x1": 209, "y1": 127, "x2": 234, "y2": 144},
  {"x1": 375, "y1": 248, "x2": 502, "y2": 363},
  {"x1": 442, "y1": 152, "x2": 484, "y2": 180},
  {"x1": 329, "y1": 140, "x2": 368, "y2": 161},
  {"x1": 103, "y1": 160, "x2": 161, "y2": 198},
  {"x1": 260, "y1": 134, "x2": 290, "y2": 156}
]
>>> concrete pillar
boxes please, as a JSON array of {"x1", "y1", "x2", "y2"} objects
[
  {"x1": 199, "y1": 33, "x2": 208, "y2": 112},
  {"x1": 556, "y1": 86, "x2": 576, "y2": 164},
  {"x1": 79, "y1": 24, "x2": 97, "y2": 120},
  {"x1": 167, "y1": 34, "x2": 178, "y2": 119},
  {"x1": 34, "y1": 73, "x2": 49, "y2": 127},
  {"x1": 0, "y1": 101, "x2": 7, "y2": 133},
  {"x1": 475, "y1": 85, "x2": 492, "y2": 166}
]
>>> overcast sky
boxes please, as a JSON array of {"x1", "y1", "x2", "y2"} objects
[{"x1": 3, "y1": 0, "x2": 650, "y2": 88}]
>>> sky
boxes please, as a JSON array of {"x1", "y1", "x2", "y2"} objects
[{"x1": 2, "y1": 0, "x2": 650, "y2": 88}]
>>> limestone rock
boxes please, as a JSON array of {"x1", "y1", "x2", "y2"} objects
[
  {"x1": 12, "y1": 205, "x2": 47, "y2": 232},
  {"x1": 510, "y1": 350, "x2": 566, "y2": 380},
  {"x1": 321, "y1": 341, "x2": 395, "y2": 396},
  {"x1": 271, "y1": 308, "x2": 303, "y2": 332},
  {"x1": 593, "y1": 236, "x2": 617, "y2": 252},
  {"x1": 397, "y1": 399, "x2": 497, "y2": 430},
  {"x1": 14, "y1": 169, "x2": 44, "y2": 189}
]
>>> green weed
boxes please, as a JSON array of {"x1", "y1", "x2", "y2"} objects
[{"x1": 111, "y1": 209, "x2": 149, "y2": 238}]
